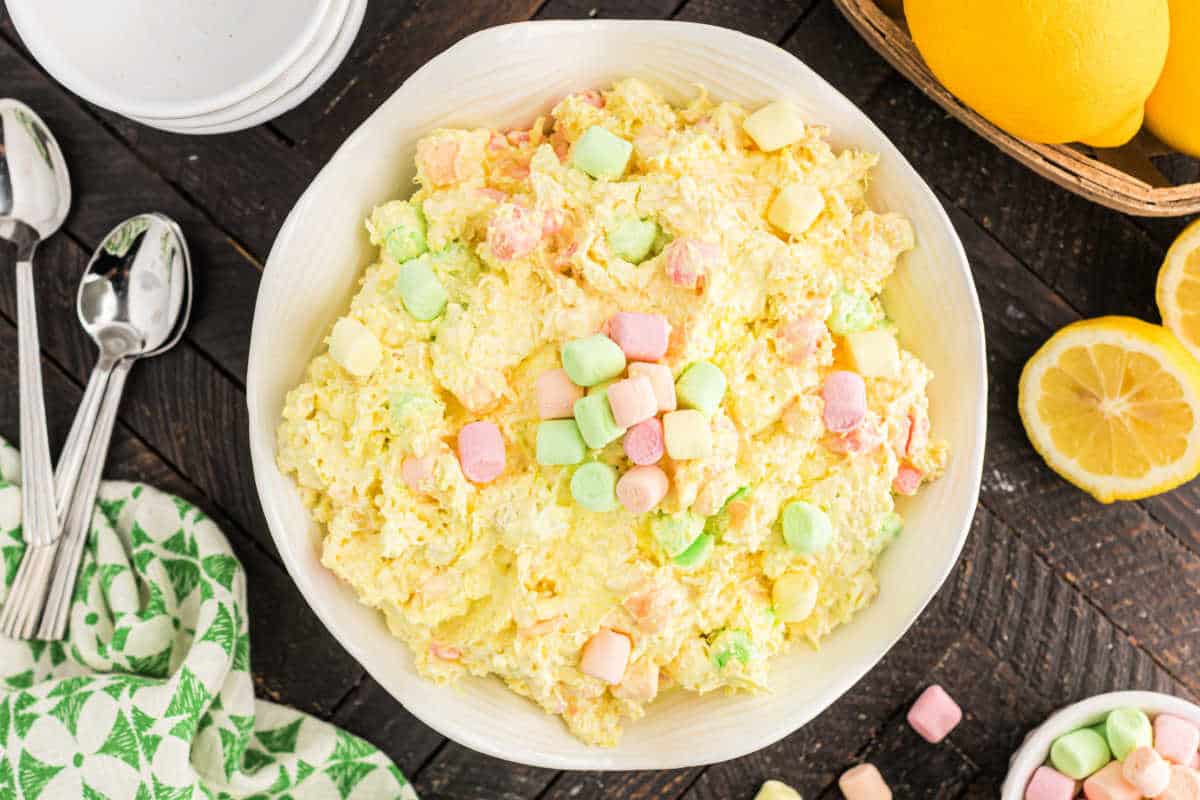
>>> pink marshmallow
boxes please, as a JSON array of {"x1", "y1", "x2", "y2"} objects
[
  {"x1": 1157, "y1": 715, "x2": 1200, "y2": 764},
  {"x1": 821, "y1": 370, "x2": 867, "y2": 433},
  {"x1": 487, "y1": 203, "x2": 542, "y2": 261},
  {"x1": 778, "y1": 316, "x2": 824, "y2": 364},
  {"x1": 1124, "y1": 747, "x2": 1171, "y2": 797},
  {"x1": 906, "y1": 684, "x2": 962, "y2": 744},
  {"x1": 537, "y1": 368, "x2": 585, "y2": 420},
  {"x1": 617, "y1": 465, "x2": 669, "y2": 513},
  {"x1": 429, "y1": 641, "x2": 462, "y2": 661},
  {"x1": 1163, "y1": 765, "x2": 1200, "y2": 799},
  {"x1": 416, "y1": 138, "x2": 460, "y2": 186},
  {"x1": 607, "y1": 312, "x2": 671, "y2": 362},
  {"x1": 457, "y1": 421, "x2": 506, "y2": 483},
  {"x1": 579, "y1": 628, "x2": 631, "y2": 684},
  {"x1": 838, "y1": 763, "x2": 892, "y2": 800},
  {"x1": 624, "y1": 418, "x2": 665, "y2": 465},
  {"x1": 893, "y1": 464, "x2": 924, "y2": 495},
  {"x1": 628, "y1": 362, "x2": 677, "y2": 412},
  {"x1": 1190, "y1": 751, "x2": 1200, "y2": 770},
  {"x1": 1083, "y1": 762, "x2": 1140, "y2": 800},
  {"x1": 1025, "y1": 766, "x2": 1077, "y2": 800},
  {"x1": 663, "y1": 238, "x2": 720, "y2": 290},
  {"x1": 607, "y1": 376, "x2": 658, "y2": 428},
  {"x1": 401, "y1": 453, "x2": 436, "y2": 494}
]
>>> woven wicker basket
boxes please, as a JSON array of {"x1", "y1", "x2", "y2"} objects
[{"x1": 834, "y1": 0, "x2": 1200, "y2": 217}]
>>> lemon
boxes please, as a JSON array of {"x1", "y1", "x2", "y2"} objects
[
  {"x1": 905, "y1": 0, "x2": 1170, "y2": 147},
  {"x1": 1018, "y1": 317, "x2": 1200, "y2": 503},
  {"x1": 1147, "y1": 0, "x2": 1200, "y2": 157},
  {"x1": 1156, "y1": 219, "x2": 1200, "y2": 363}
]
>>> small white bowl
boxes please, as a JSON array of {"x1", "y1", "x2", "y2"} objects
[
  {"x1": 247, "y1": 20, "x2": 987, "y2": 769},
  {"x1": 1001, "y1": 691, "x2": 1200, "y2": 798}
]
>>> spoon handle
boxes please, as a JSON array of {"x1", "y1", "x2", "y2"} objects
[
  {"x1": 53, "y1": 355, "x2": 117, "y2": 516},
  {"x1": 15, "y1": 258, "x2": 58, "y2": 548},
  {"x1": 37, "y1": 358, "x2": 132, "y2": 641}
]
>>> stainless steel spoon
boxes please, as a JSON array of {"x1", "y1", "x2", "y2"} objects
[
  {"x1": 35, "y1": 213, "x2": 191, "y2": 640},
  {"x1": 0, "y1": 100, "x2": 71, "y2": 554}
]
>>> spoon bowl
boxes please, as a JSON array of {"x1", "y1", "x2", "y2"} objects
[{"x1": 0, "y1": 99, "x2": 71, "y2": 251}]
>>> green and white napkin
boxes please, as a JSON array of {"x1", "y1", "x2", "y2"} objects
[{"x1": 0, "y1": 440, "x2": 417, "y2": 800}]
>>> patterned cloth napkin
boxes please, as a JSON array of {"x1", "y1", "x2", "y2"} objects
[{"x1": 0, "y1": 440, "x2": 417, "y2": 800}]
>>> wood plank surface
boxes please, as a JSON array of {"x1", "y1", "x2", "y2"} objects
[{"x1": 2, "y1": 0, "x2": 1199, "y2": 797}]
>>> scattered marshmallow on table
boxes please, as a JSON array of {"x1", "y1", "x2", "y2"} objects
[
  {"x1": 624, "y1": 417, "x2": 665, "y2": 465},
  {"x1": 562, "y1": 333, "x2": 627, "y2": 387},
  {"x1": 1123, "y1": 746, "x2": 1171, "y2": 796},
  {"x1": 457, "y1": 421, "x2": 505, "y2": 483},
  {"x1": 607, "y1": 312, "x2": 670, "y2": 361},
  {"x1": 753, "y1": 779, "x2": 802, "y2": 800},
  {"x1": 1082, "y1": 761, "x2": 1140, "y2": 800},
  {"x1": 536, "y1": 368, "x2": 584, "y2": 419},
  {"x1": 607, "y1": 376, "x2": 658, "y2": 428},
  {"x1": 628, "y1": 362, "x2": 677, "y2": 412},
  {"x1": 906, "y1": 685, "x2": 962, "y2": 744},
  {"x1": 579, "y1": 628, "x2": 631, "y2": 683},
  {"x1": 663, "y1": 409, "x2": 713, "y2": 460},
  {"x1": 838, "y1": 763, "x2": 891, "y2": 800},
  {"x1": 1024, "y1": 766, "x2": 1077, "y2": 800},
  {"x1": 1156, "y1": 714, "x2": 1200, "y2": 764},
  {"x1": 822, "y1": 370, "x2": 867, "y2": 433},
  {"x1": 616, "y1": 465, "x2": 669, "y2": 513}
]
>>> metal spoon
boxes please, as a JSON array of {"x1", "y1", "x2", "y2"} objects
[
  {"x1": 35, "y1": 213, "x2": 191, "y2": 640},
  {"x1": 0, "y1": 100, "x2": 71, "y2": 555}
]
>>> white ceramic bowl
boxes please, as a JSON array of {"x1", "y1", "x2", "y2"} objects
[
  {"x1": 247, "y1": 20, "x2": 987, "y2": 769},
  {"x1": 1001, "y1": 691, "x2": 1200, "y2": 798}
]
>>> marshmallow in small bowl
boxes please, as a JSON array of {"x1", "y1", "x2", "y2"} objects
[{"x1": 1001, "y1": 691, "x2": 1200, "y2": 800}]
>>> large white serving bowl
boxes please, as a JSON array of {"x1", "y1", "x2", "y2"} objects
[{"x1": 247, "y1": 20, "x2": 987, "y2": 770}]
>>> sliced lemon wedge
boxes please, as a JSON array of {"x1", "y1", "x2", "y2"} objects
[
  {"x1": 1018, "y1": 316, "x2": 1200, "y2": 503},
  {"x1": 1157, "y1": 218, "x2": 1200, "y2": 363}
]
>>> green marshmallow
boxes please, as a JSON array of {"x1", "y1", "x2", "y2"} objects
[
  {"x1": 704, "y1": 485, "x2": 751, "y2": 538},
  {"x1": 674, "y1": 533, "x2": 714, "y2": 569},
  {"x1": 394, "y1": 257, "x2": 448, "y2": 321},
  {"x1": 781, "y1": 501, "x2": 833, "y2": 555},
  {"x1": 675, "y1": 361, "x2": 727, "y2": 416},
  {"x1": 587, "y1": 379, "x2": 616, "y2": 397},
  {"x1": 573, "y1": 392, "x2": 626, "y2": 449},
  {"x1": 1050, "y1": 728, "x2": 1111, "y2": 780},
  {"x1": 571, "y1": 462, "x2": 619, "y2": 512},
  {"x1": 388, "y1": 388, "x2": 444, "y2": 446},
  {"x1": 572, "y1": 126, "x2": 633, "y2": 180},
  {"x1": 879, "y1": 512, "x2": 904, "y2": 539},
  {"x1": 607, "y1": 217, "x2": 659, "y2": 263},
  {"x1": 368, "y1": 200, "x2": 428, "y2": 263},
  {"x1": 651, "y1": 511, "x2": 704, "y2": 557},
  {"x1": 710, "y1": 629, "x2": 754, "y2": 669},
  {"x1": 828, "y1": 289, "x2": 876, "y2": 336},
  {"x1": 536, "y1": 420, "x2": 587, "y2": 466},
  {"x1": 429, "y1": 241, "x2": 482, "y2": 302},
  {"x1": 1106, "y1": 707, "x2": 1152, "y2": 760},
  {"x1": 562, "y1": 334, "x2": 626, "y2": 387}
]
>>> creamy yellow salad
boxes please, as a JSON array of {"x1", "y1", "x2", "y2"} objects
[{"x1": 277, "y1": 79, "x2": 947, "y2": 746}]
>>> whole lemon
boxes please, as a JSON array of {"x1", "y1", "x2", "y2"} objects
[
  {"x1": 1147, "y1": 0, "x2": 1200, "y2": 157},
  {"x1": 905, "y1": 0, "x2": 1170, "y2": 147}
]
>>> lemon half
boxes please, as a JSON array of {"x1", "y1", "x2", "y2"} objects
[
  {"x1": 1019, "y1": 317, "x2": 1200, "y2": 503},
  {"x1": 1157, "y1": 221, "x2": 1200, "y2": 366}
]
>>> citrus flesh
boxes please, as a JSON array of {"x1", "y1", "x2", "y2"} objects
[{"x1": 1157, "y1": 219, "x2": 1200, "y2": 363}]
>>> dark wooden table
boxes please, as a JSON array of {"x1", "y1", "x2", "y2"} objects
[{"x1": 2, "y1": 2, "x2": 1198, "y2": 797}]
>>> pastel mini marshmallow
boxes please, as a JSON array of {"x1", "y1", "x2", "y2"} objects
[
  {"x1": 822, "y1": 370, "x2": 867, "y2": 433},
  {"x1": 1123, "y1": 746, "x2": 1171, "y2": 797},
  {"x1": 606, "y1": 376, "x2": 659, "y2": 428},
  {"x1": 778, "y1": 316, "x2": 824, "y2": 364},
  {"x1": 401, "y1": 453, "x2": 436, "y2": 494},
  {"x1": 1024, "y1": 766, "x2": 1077, "y2": 800},
  {"x1": 624, "y1": 418, "x2": 665, "y2": 465},
  {"x1": 845, "y1": 328, "x2": 900, "y2": 379},
  {"x1": 1157, "y1": 715, "x2": 1200, "y2": 764},
  {"x1": 1083, "y1": 762, "x2": 1140, "y2": 800},
  {"x1": 838, "y1": 763, "x2": 892, "y2": 800},
  {"x1": 1161, "y1": 765, "x2": 1200, "y2": 800},
  {"x1": 457, "y1": 421, "x2": 505, "y2": 483},
  {"x1": 893, "y1": 464, "x2": 923, "y2": 495},
  {"x1": 663, "y1": 238, "x2": 720, "y2": 290},
  {"x1": 906, "y1": 684, "x2": 962, "y2": 744},
  {"x1": 536, "y1": 368, "x2": 585, "y2": 419},
  {"x1": 579, "y1": 628, "x2": 631, "y2": 683},
  {"x1": 329, "y1": 317, "x2": 382, "y2": 377},
  {"x1": 628, "y1": 362, "x2": 677, "y2": 412},
  {"x1": 607, "y1": 312, "x2": 670, "y2": 361},
  {"x1": 617, "y1": 465, "x2": 670, "y2": 513},
  {"x1": 663, "y1": 409, "x2": 713, "y2": 460},
  {"x1": 753, "y1": 780, "x2": 802, "y2": 800}
]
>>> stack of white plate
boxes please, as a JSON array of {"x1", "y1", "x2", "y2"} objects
[{"x1": 7, "y1": 0, "x2": 366, "y2": 135}]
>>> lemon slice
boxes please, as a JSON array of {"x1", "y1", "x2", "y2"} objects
[
  {"x1": 1157, "y1": 218, "x2": 1200, "y2": 362},
  {"x1": 1018, "y1": 316, "x2": 1200, "y2": 503}
]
